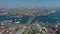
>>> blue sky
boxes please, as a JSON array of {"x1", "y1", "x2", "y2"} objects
[{"x1": 0, "y1": 0, "x2": 60, "y2": 8}]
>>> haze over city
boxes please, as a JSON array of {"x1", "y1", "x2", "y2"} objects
[{"x1": 0, "y1": 0, "x2": 60, "y2": 34}]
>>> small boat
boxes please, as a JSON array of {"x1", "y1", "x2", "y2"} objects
[{"x1": 15, "y1": 21, "x2": 20, "y2": 24}]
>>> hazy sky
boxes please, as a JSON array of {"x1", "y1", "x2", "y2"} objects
[{"x1": 0, "y1": 0, "x2": 60, "y2": 8}]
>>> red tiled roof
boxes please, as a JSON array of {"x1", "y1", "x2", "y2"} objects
[{"x1": 0, "y1": 28, "x2": 5, "y2": 32}]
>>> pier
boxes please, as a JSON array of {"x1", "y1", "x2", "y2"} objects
[{"x1": 26, "y1": 15, "x2": 35, "y2": 26}]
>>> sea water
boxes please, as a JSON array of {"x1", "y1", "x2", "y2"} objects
[{"x1": 0, "y1": 9, "x2": 60, "y2": 23}]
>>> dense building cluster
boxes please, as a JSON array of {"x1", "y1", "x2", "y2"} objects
[
  {"x1": 0, "y1": 8, "x2": 53, "y2": 16},
  {"x1": 0, "y1": 21, "x2": 60, "y2": 34}
]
